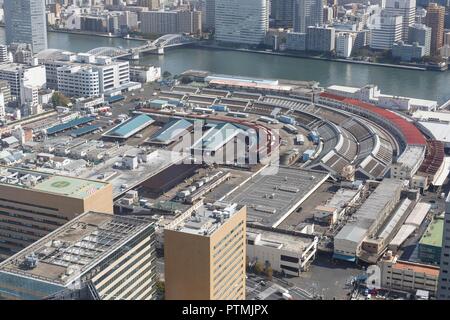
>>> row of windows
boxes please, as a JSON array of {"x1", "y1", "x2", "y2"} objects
[
  {"x1": 281, "y1": 254, "x2": 299, "y2": 263},
  {"x1": 214, "y1": 248, "x2": 244, "y2": 285},
  {"x1": 214, "y1": 263, "x2": 245, "y2": 299},
  {"x1": 97, "y1": 255, "x2": 155, "y2": 297},
  {"x1": 213, "y1": 220, "x2": 244, "y2": 254},
  {"x1": 93, "y1": 236, "x2": 153, "y2": 285},
  {"x1": 0, "y1": 210, "x2": 63, "y2": 228},
  {"x1": 213, "y1": 233, "x2": 244, "y2": 273},
  {"x1": 127, "y1": 273, "x2": 156, "y2": 300},
  {"x1": 101, "y1": 262, "x2": 154, "y2": 300},
  {"x1": 213, "y1": 223, "x2": 244, "y2": 261},
  {"x1": 280, "y1": 264, "x2": 299, "y2": 273}
]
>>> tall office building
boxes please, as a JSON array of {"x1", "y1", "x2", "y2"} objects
[
  {"x1": 215, "y1": 0, "x2": 269, "y2": 45},
  {"x1": 270, "y1": 0, "x2": 294, "y2": 28},
  {"x1": 437, "y1": 194, "x2": 450, "y2": 299},
  {"x1": 293, "y1": 0, "x2": 324, "y2": 33},
  {"x1": 0, "y1": 166, "x2": 113, "y2": 260},
  {"x1": 409, "y1": 23, "x2": 432, "y2": 55},
  {"x1": 205, "y1": 0, "x2": 216, "y2": 31},
  {"x1": 425, "y1": 3, "x2": 445, "y2": 55},
  {"x1": 0, "y1": 212, "x2": 157, "y2": 300},
  {"x1": 369, "y1": 13, "x2": 403, "y2": 50},
  {"x1": 384, "y1": 0, "x2": 416, "y2": 40},
  {"x1": 165, "y1": 202, "x2": 247, "y2": 300},
  {"x1": 4, "y1": 0, "x2": 48, "y2": 54}
]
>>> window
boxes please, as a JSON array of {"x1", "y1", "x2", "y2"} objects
[
  {"x1": 280, "y1": 255, "x2": 299, "y2": 263},
  {"x1": 280, "y1": 264, "x2": 299, "y2": 273}
]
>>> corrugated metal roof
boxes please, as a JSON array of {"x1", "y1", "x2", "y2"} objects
[
  {"x1": 104, "y1": 114, "x2": 154, "y2": 138},
  {"x1": 46, "y1": 117, "x2": 95, "y2": 135},
  {"x1": 150, "y1": 119, "x2": 192, "y2": 143}
]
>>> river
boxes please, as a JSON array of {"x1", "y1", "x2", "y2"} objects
[{"x1": 1, "y1": 29, "x2": 449, "y2": 104}]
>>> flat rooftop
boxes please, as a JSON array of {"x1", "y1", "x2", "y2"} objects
[
  {"x1": 173, "y1": 202, "x2": 242, "y2": 236},
  {"x1": 413, "y1": 110, "x2": 450, "y2": 123},
  {"x1": 247, "y1": 227, "x2": 315, "y2": 253},
  {"x1": 396, "y1": 145, "x2": 425, "y2": 169},
  {"x1": 224, "y1": 167, "x2": 330, "y2": 228},
  {"x1": 392, "y1": 260, "x2": 440, "y2": 277},
  {"x1": 82, "y1": 148, "x2": 189, "y2": 198},
  {"x1": 0, "y1": 166, "x2": 109, "y2": 199},
  {"x1": 0, "y1": 211, "x2": 153, "y2": 285},
  {"x1": 419, "y1": 216, "x2": 444, "y2": 248},
  {"x1": 418, "y1": 121, "x2": 450, "y2": 143}
]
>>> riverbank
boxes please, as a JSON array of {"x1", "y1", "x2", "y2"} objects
[
  {"x1": 47, "y1": 28, "x2": 147, "y2": 42},
  {"x1": 195, "y1": 43, "x2": 429, "y2": 72}
]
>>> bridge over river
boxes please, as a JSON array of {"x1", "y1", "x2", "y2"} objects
[{"x1": 86, "y1": 34, "x2": 197, "y2": 59}]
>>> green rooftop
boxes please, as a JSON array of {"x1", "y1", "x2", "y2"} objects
[
  {"x1": 33, "y1": 176, "x2": 107, "y2": 199},
  {"x1": 419, "y1": 216, "x2": 444, "y2": 248}
]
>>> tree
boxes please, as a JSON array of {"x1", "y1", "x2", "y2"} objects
[
  {"x1": 162, "y1": 71, "x2": 172, "y2": 79},
  {"x1": 156, "y1": 280, "x2": 165, "y2": 299},
  {"x1": 52, "y1": 92, "x2": 71, "y2": 107},
  {"x1": 265, "y1": 266, "x2": 273, "y2": 281},
  {"x1": 254, "y1": 261, "x2": 264, "y2": 275}
]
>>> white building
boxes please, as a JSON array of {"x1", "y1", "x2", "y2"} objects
[
  {"x1": 0, "y1": 63, "x2": 46, "y2": 104},
  {"x1": 369, "y1": 13, "x2": 403, "y2": 50},
  {"x1": 247, "y1": 228, "x2": 318, "y2": 276},
  {"x1": 0, "y1": 45, "x2": 11, "y2": 64},
  {"x1": 326, "y1": 84, "x2": 437, "y2": 111},
  {"x1": 38, "y1": 51, "x2": 134, "y2": 98},
  {"x1": 380, "y1": 252, "x2": 440, "y2": 296},
  {"x1": 333, "y1": 179, "x2": 403, "y2": 262},
  {"x1": 130, "y1": 65, "x2": 161, "y2": 83},
  {"x1": 57, "y1": 65, "x2": 100, "y2": 98},
  {"x1": 384, "y1": 0, "x2": 416, "y2": 41},
  {"x1": 336, "y1": 32, "x2": 355, "y2": 57},
  {"x1": 215, "y1": 0, "x2": 269, "y2": 45}
]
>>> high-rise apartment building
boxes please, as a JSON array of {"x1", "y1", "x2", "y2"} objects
[
  {"x1": 425, "y1": 3, "x2": 445, "y2": 55},
  {"x1": 0, "y1": 63, "x2": 47, "y2": 104},
  {"x1": 293, "y1": 0, "x2": 324, "y2": 33},
  {"x1": 140, "y1": 10, "x2": 202, "y2": 35},
  {"x1": 307, "y1": 26, "x2": 336, "y2": 52},
  {"x1": 270, "y1": 0, "x2": 295, "y2": 28},
  {"x1": 336, "y1": 32, "x2": 355, "y2": 57},
  {"x1": 4, "y1": 0, "x2": 48, "y2": 53},
  {"x1": 437, "y1": 194, "x2": 450, "y2": 299},
  {"x1": 0, "y1": 166, "x2": 113, "y2": 260},
  {"x1": 165, "y1": 202, "x2": 246, "y2": 300},
  {"x1": 409, "y1": 23, "x2": 432, "y2": 55},
  {"x1": 215, "y1": 0, "x2": 269, "y2": 45},
  {"x1": 0, "y1": 211, "x2": 156, "y2": 300},
  {"x1": 384, "y1": 0, "x2": 416, "y2": 41}
]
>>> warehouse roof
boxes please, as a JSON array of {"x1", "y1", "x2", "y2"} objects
[
  {"x1": 46, "y1": 117, "x2": 95, "y2": 135},
  {"x1": 149, "y1": 118, "x2": 192, "y2": 144},
  {"x1": 103, "y1": 114, "x2": 154, "y2": 139}
]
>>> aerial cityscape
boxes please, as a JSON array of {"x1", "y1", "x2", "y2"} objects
[{"x1": 0, "y1": 0, "x2": 449, "y2": 307}]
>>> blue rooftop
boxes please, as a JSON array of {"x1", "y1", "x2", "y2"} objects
[
  {"x1": 103, "y1": 114, "x2": 154, "y2": 139},
  {"x1": 70, "y1": 125, "x2": 101, "y2": 137},
  {"x1": 46, "y1": 117, "x2": 95, "y2": 135},
  {"x1": 150, "y1": 119, "x2": 192, "y2": 144},
  {"x1": 192, "y1": 122, "x2": 242, "y2": 152}
]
